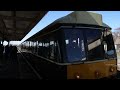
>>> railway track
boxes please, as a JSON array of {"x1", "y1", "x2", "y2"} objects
[{"x1": 18, "y1": 50, "x2": 43, "y2": 79}]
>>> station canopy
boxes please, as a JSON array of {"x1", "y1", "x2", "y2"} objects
[{"x1": 0, "y1": 11, "x2": 48, "y2": 41}]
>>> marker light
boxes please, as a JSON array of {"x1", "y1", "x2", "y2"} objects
[
  {"x1": 95, "y1": 71, "x2": 101, "y2": 78},
  {"x1": 76, "y1": 75, "x2": 80, "y2": 79}
]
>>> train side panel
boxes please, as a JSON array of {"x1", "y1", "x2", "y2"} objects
[{"x1": 27, "y1": 53, "x2": 67, "y2": 80}]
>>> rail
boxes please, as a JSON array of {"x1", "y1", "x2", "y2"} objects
[{"x1": 18, "y1": 49, "x2": 42, "y2": 79}]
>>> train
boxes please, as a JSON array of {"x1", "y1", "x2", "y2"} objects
[{"x1": 20, "y1": 11, "x2": 117, "y2": 79}]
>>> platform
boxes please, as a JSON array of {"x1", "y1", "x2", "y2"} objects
[{"x1": 0, "y1": 52, "x2": 41, "y2": 79}]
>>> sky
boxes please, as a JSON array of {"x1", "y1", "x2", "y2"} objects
[{"x1": 3, "y1": 11, "x2": 120, "y2": 45}]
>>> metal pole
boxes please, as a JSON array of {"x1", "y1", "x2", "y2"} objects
[{"x1": 8, "y1": 41, "x2": 10, "y2": 46}]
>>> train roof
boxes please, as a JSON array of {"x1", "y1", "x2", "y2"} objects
[
  {"x1": 24, "y1": 11, "x2": 111, "y2": 41},
  {"x1": 51, "y1": 11, "x2": 111, "y2": 29}
]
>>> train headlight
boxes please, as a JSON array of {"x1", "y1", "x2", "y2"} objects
[
  {"x1": 76, "y1": 75, "x2": 80, "y2": 79},
  {"x1": 109, "y1": 66, "x2": 114, "y2": 72},
  {"x1": 75, "y1": 73, "x2": 80, "y2": 79}
]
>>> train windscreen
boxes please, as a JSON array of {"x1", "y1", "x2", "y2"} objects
[
  {"x1": 64, "y1": 28, "x2": 86, "y2": 63},
  {"x1": 85, "y1": 28, "x2": 104, "y2": 60},
  {"x1": 63, "y1": 27, "x2": 114, "y2": 63}
]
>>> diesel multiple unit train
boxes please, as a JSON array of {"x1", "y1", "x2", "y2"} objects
[{"x1": 20, "y1": 11, "x2": 117, "y2": 79}]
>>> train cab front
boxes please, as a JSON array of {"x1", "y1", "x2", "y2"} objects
[{"x1": 61, "y1": 26, "x2": 117, "y2": 79}]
